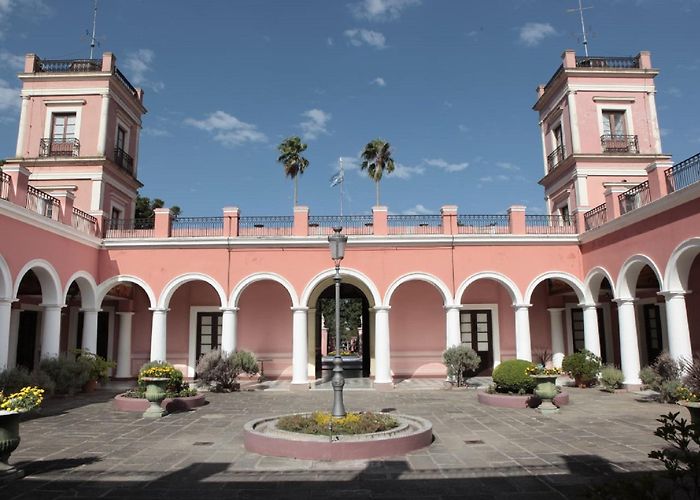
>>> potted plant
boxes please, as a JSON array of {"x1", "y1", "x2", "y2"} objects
[
  {"x1": 562, "y1": 349, "x2": 601, "y2": 387},
  {"x1": 74, "y1": 350, "x2": 117, "y2": 392},
  {"x1": 138, "y1": 362, "x2": 178, "y2": 418},
  {"x1": 679, "y1": 357, "x2": 700, "y2": 428},
  {"x1": 0, "y1": 386, "x2": 44, "y2": 479},
  {"x1": 442, "y1": 345, "x2": 481, "y2": 387},
  {"x1": 526, "y1": 365, "x2": 562, "y2": 414}
]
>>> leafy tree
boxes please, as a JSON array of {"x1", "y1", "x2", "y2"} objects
[
  {"x1": 134, "y1": 194, "x2": 181, "y2": 219},
  {"x1": 320, "y1": 298, "x2": 363, "y2": 352},
  {"x1": 360, "y1": 138, "x2": 395, "y2": 206},
  {"x1": 277, "y1": 136, "x2": 309, "y2": 207}
]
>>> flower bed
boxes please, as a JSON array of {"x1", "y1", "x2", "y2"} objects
[
  {"x1": 113, "y1": 392, "x2": 206, "y2": 413},
  {"x1": 276, "y1": 411, "x2": 398, "y2": 435},
  {"x1": 477, "y1": 389, "x2": 569, "y2": 408}
]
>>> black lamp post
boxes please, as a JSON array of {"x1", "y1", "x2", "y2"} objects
[{"x1": 328, "y1": 226, "x2": 348, "y2": 417}]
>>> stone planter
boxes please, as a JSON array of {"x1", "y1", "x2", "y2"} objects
[
  {"x1": 82, "y1": 379, "x2": 99, "y2": 393},
  {"x1": 141, "y1": 377, "x2": 169, "y2": 419},
  {"x1": 0, "y1": 411, "x2": 23, "y2": 481},
  {"x1": 477, "y1": 389, "x2": 570, "y2": 408},
  {"x1": 532, "y1": 375, "x2": 559, "y2": 414},
  {"x1": 113, "y1": 393, "x2": 206, "y2": 413},
  {"x1": 678, "y1": 400, "x2": 700, "y2": 428}
]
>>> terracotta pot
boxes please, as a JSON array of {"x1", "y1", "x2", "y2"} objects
[{"x1": 82, "y1": 379, "x2": 99, "y2": 393}]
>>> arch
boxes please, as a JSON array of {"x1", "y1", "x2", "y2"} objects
[
  {"x1": 12, "y1": 258, "x2": 62, "y2": 305},
  {"x1": 524, "y1": 271, "x2": 586, "y2": 305},
  {"x1": 664, "y1": 238, "x2": 700, "y2": 292},
  {"x1": 63, "y1": 271, "x2": 99, "y2": 310},
  {"x1": 616, "y1": 254, "x2": 664, "y2": 300},
  {"x1": 300, "y1": 267, "x2": 381, "y2": 308},
  {"x1": 384, "y1": 272, "x2": 454, "y2": 307},
  {"x1": 455, "y1": 272, "x2": 523, "y2": 306},
  {"x1": 96, "y1": 275, "x2": 157, "y2": 309},
  {"x1": 230, "y1": 272, "x2": 299, "y2": 308},
  {"x1": 583, "y1": 266, "x2": 617, "y2": 304},
  {"x1": 0, "y1": 254, "x2": 12, "y2": 299},
  {"x1": 158, "y1": 273, "x2": 227, "y2": 309}
]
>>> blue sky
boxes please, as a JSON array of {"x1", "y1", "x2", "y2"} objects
[{"x1": 0, "y1": 0, "x2": 698, "y2": 216}]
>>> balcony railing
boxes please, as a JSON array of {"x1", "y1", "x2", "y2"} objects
[
  {"x1": 525, "y1": 215, "x2": 577, "y2": 234},
  {"x1": 387, "y1": 215, "x2": 442, "y2": 235},
  {"x1": 115, "y1": 67, "x2": 138, "y2": 97},
  {"x1": 171, "y1": 217, "x2": 224, "y2": 237},
  {"x1": 35, "y1": 58, "x2": 102, "y2": 73},
  {"x1": 547, "y1": 145, "x2": 566, "y2": 171},
  {"x1": 0, "y1": 171, "x2": 9, "y2": 201},
  {"x1": 601, "y1": 134, "x2": 639, "y2": 154},
  {"x1": 584, "y1": 203, "x2": 607, "y2": 231},
  {"x1": 665, "y1": 153, "x2": 700, "y2": 194},
  {"x1": 457, "y1": 215, "x2": 509, "y2": 234},
  {"x1": 239, "y1": 216, "x2": 293, "y2": 236},
  {"x1": 575, "y1": 56, "x2": 640, "y2": 69},
  {"x1": 308, "y1": 215, "x2": 373, "y2": 236},
  {"x1": 113, "y1": 147, "x2": 134, "y2": 175},
  {"x1": 39, "y1": 138, "x2": 80, "y2": 158},
  {"x1": 618, "y1": 181, "x2": 651, "y2": 215},
  {"x1": 104, "y1": 218, "x2": 155, "y2": 238},
  {"x1": 72, "y1": 207, "x2": 97, "y2": 236},
  {"x1": 26, "y1": 185, "x2": 60, "y2": 221}
]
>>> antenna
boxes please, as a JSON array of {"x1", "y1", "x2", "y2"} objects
[
  {"x1": 89, "y1": 0, "x2": 99, "y2": 59},
  {"x1": 567, "y1": 0, "x2": 593, "y2": 57}
]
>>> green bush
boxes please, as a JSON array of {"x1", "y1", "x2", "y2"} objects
[
  {"x1": 639, "y1": 366, "x2": 658, "y2": 387},
  {"x1": 39, "y1": 355, "x2": 91, "y2": 394},
  {"x1": 492, "y1": 359, "x2": 536, "y2": 394},
  {"x1": 195, "y1": 349, "x2": 259, "y2": 392},
  {"x1": 0, "y1": 367, "x2": 32, "y2": 394},
  {"x1": 599, "y1": 365, "x2": 624, "y2": 392},
  {"x1": 442, "y1": 345, "x2": 481, "y2": 387},
  {"x1": 681, "y1": 356, "x2": 700, "y2": 396},
  {"x1": 562, "y1": 349, "x2": 601, "y2": 386},
  {"x1": 639, "y1": 352, "x2": 683, "y2": 403},
  {"x1": 73, "y1": 349, "x2": 116, "y2": 383}
]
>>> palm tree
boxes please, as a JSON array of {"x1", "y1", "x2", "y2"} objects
[
  {"x1": 277, "y1": 136, "x2": 310, "y2": 207},
  {"x1": 361, "y1": 139, "x2": 395, "y2": 206}
]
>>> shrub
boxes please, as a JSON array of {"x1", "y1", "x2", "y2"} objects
[
  {"x1": 73, "y1": 349, "x2": 116, "y2": 383},
  {"x1": 652, "y1": 352, "x2": 681, "y2": 382},
  {"x1": 39, "y1": 355, "x2": 91, "y2": 394},
  {"x1": 639, "y1": 352, "x2": 683, "y2": 403},
  {"x1": 0, "y1": 367, "x2": 32, "y2": 394},
  {"x1": 599, "y1": 365, "x2": 625, "y2": 392},
  {"x1": 442, "y1": 345, "x2": 481, "y2": 387},
  {"x1": 29, "y1": 369, "x2": 56, "y2": 396},
  {"x1": 562, "y1": 349, "x2": 601, "y2": 386},
  {"x1": 137, "y1": 361, "x2": 184, "y2": 394},
  {"x1": 680, "y1": 356, "x2": 700, "y2": 402},
  {"x1": 492, "y1": 359, "x2": 536, "y2": 394},
  {"x1": 195, "y1": 349, "x2": 259, "y2": 392},
  {"x1": 532, "y1": 347, "x2": 553, "y2": 367},
  {"x1": 639, "y1": 366, "x2": 659, "y2": 388}
]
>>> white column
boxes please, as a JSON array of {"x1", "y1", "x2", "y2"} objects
[
  {"x1": 115, "y1": 312, "x2": 134, "y2": 378},
  {"x1": 97, "y1": 94, "x2": 111, "y2": 156},
  {"x1": 8, "y1": 309, "x2": 20, "y2": 369},
  {"x1": 15, "y1": 96, "x2": 30, "y2": 157},
  {"x1": 661, "y1": 292, "x2": 693, "y2": 364},
  {"x1": 81, "y1": 308, "x2": 100, "y2": 354},
  {"x1": 149, "y1": 308, "x2": 168, "y2": 362},
  {"x1": 615, "y1": 298, "x2": 642, "y2": 385},
  {"x1": 445, "y1": 305, "x2": 461, "y2": 348},
  {"x1": 0, "y1": 299, "x2": 13, "y2": 370},
  {"x1": 548, "y1": 308, "x2": 565, "y2": 368},
  {"x1": 40, "y1": 304, "x2": 63, "y2": 359},
  {"x1": 581, "y1": 304, "x2": 602, "y2": 357},
  {"x1": 567, "y1": 92, "x2": 581, "y2": 154},
  {"x1": 513, "y1": 304, "x2": 532, "y2": 361},
  {"x1": 307, "y1": 307, "x2": 316, "y2": 379},
  {"x1": 291, "y1": 306, "x2": 308, "y2": 386},
  {"x1": 220, "y1": 307, "x2": 238, "y2": 355},
  {"x1": 374, "y1": 306, "x2": 392, "y2": 385}
]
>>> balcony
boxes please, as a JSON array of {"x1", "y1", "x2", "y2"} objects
[
  {"x1": 26, "y1": 185, "x2": 60, "y2": 221},
  {"x1": 601, "y1": 134, "x2": 638, "y2": 154},
  {"x1": 618, "y1": 181, "x2": 651, "y2": 215},
  {"x1": 666, "y1": 153, "x2": 700, "y2": 193},
  {"x1": 32, "y1": 57, "x2": 139, "y2": 98},
  {"x1": 113, "y1": 147, "x2": 134, "y2": 175},
  {"x1": 525, "y1": 215, "x2": 577, "y2": 235},
  {"x1": 575, "y1": 56, "x2": 640, "y2": 69},
  {"x1": 0, "y1": 171, "x2": 9, "y2": 200},
  {"x1": 547, "y1": 145, "x2": 566, "y2": 171},
  {"x1": 584, "y1": 203, "x2": 607, "y2": 231},
  {"x1": 72, "y1": 207, "x2": 98, "y2": 236},
  {"x1": 39, "y1": 138, "x2": 80, "y2": 158}
]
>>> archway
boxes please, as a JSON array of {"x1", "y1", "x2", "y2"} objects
[{"x1": 583, "y1": 268, "x2": 617, "y2": 365}]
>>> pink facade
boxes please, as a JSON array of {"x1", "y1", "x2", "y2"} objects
[{"x1": 1, "y1": 49, "x2": 699, "y2": 389}]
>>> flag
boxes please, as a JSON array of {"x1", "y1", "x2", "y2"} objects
[{"x1": 330, "y1": 171, "x2": 344, "y2": 187}]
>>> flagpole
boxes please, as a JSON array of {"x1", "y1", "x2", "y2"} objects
[{"x1": 339, "y1": 157, "x2": 344, "y2": 217}]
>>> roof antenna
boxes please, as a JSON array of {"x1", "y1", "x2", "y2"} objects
[
  {"x1": 89, "y1": 0, "x2": 99, "y2": 59},
  {"x1": 567, "y1": 0, "x2": 592, "y2": 57}
]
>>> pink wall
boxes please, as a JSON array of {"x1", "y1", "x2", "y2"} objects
[
  {"x1": 459, "y1": 280, "x2": 516, "y2": 359},
  {"x1": 687, "y1": 257, "x2": 700, "y2": 354}
]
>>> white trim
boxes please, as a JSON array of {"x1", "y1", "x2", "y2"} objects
[
  {"x1": 455, "y1": 272, "x2": 523, "y2": 305},
  {"x1": 647, "y1": 92, "x2": 662, "y2": 153},
  {"x1": 188, "y1": 306, "x2": 222, "y2": 377},
  {"x1": 383, "y1": 272, "x2": 454, "y2": 307},
  {"x1": 12, "y1": 259, "x2": 63, "y2": 305},
  {"x1": 229, "y1": 272, "x2": 299, "y2": 308},
  {"x1": 44, "y1": 99, "x2": 86, "y2": 106},
  {"x1": 616, "y1": 254, "x2": 664, "y2": 300},
  {"x1": 460, "y1": 303, "x2": 501, "y2": 369},
  {"x1": 63, "y1": 271, "x2": 98, "y2": 310},
  {"x1": 583, "y1": 266, "x2": 617, "y2": 304},
  {"x1": 567, "y1": 92, "x2": 581, "y2": 154},
  {"x1": 596, "y1": 103, "x2": 635, "y2": 139},
  {"x1": 43, "y1": 105, "x2": 83, "y2": 143},
  {"x1": 569, "y1": 84, "x2": 656, "y2": 93},
  {"x1": 524, "y1": 271, "x2": 585, "y2": 304},
  {"x1": 301, "y1": 267, "x2": 381, "y2": 308},
  {"x1": 592, "y1": 96, "x2": 636, "y2": 103},
  {"x1": 28, "y1": 172, "x2": 141, "y2": 201},
  {"x1": 0, "y1": 255, "x2": 12, "y2": 299},
  {"x1": 97, "y1": 275, "x2": 157, "y2": 310},
  {"x1": 158, "y1": 272, "x2": 227, "y2": 309},
  {"x1": 575, "y1": 174, "x2": 589, "y2": 207},
  {"x1": 664, "y1": 238, "x2": 700, "y2": 292}
]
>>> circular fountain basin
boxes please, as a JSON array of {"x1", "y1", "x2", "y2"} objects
[{"x1": 244, "y1": 413, "x2": 433, "y2": 460}]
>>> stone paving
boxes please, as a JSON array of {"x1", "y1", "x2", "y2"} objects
[{"x1": 0, "y1": 382, "x2": 685, "y2": 499}]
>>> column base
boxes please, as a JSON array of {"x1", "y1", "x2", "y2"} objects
[
  {"x1": 290, "y1": 382, "x2": 310, "y2": 391},
  {"x1": 373, "y1": 381, "x2": 394, "y2": 391},
  {"x1": 624, "y1": 383, "x2": 642, "y2": 391}
]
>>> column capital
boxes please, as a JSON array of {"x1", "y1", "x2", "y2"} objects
[
  {"x1": 220, "y1": 307, "x2": 239, "y2": 313},
  {"x1": 547, "y1": 307, "x2": 565, "y2": 313},
  {"x1": 658, "y1": 290, "x2": 688, "y2": 300},
  {"x1": 291, "y1": 306, "x2": 309, "y2": 313},
  {"x1": 613, "y1": 297, "x2": 636, "y2": 305},
  {"x1": 577, "y1": 303, "x2": 599, "y2": 310},
  {"x1": 149, "y1": 307, "x2": 170, "y2": 313},
  {"x1": 512, "y1": 303, "x2": 532, "y2": 310},
  {"x1": 444, "y1": 304, "x2": 462, "y2": 311},
  {"x1": 116, "y1": 311, "x2": 135, "y2": 317},
  {"x1": 373, "y1": 305, "x2": 391, "y2": 312},
  {"x1": 0, "y1": 297, "x2": 16, "y2": 305},
  {"x1": 80, "y1": 308, "x2": 102, "y2": 313},
  {"x1": 41, "y1": 303, "x2": 65, "y2": 310}
]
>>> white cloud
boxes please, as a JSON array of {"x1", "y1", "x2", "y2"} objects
[
  {"x1": 458, "y1": 124, "x2": 469, "y2": 133},
  {"x1": 496, "y1": 161, "x2": 521, "y2": 171},
  {"x1": 327, "y1": 37, "x2": 334, "y2": 46},
  {"x1": 479, "y1": 174, "x2": 510, "y2": 183},
  {"x1": 122, "y1": 49, "x2": 164, "y2": 92},
  {"x1": 344, "y1": 29, "x2": 386, "y2": 49},
  {"x1": 143, "y1": 127, "x2": 171, "y2": 137},
  {"x1": 391, "y1": 162, "x2": 425, "y2": 179},
  {"x1": 0, "y1": 50, "x2": 23, "y2": 70},
  {"x1": 0, "y1": 78, "x2": 19, "y2": 111},
  {"x1": 519, "y1": 22, "x2": 556, "y2": 47},
  {"x1": 0, "y1": 0, "x2": 50, "y2": 38},
  {"x1": 667, "y1": 87, "x2": 682, "y2": 98},
  {"x1": 423, "y1": 158, "x2": 468, "y2": 173},
  {"x1": 184, "y1": 110, "x2": 267, "y2": 147},
  {"x1": 370, "y1": 77, "x2": 386, "y2": 87},
  {"x1": 402, "y1": 203, "x2": 433, "y2": 215},
  {"x1": 300, "y1": 108, "x2": 331, "y2": 140},
  {"x1": 350, "y1": 0, "x2": 421, "y2": 21}
]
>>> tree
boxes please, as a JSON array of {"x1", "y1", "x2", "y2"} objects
[
  {"x1": 134, "y1": 194, "x2": 181, "y2": 219},
  {"x1": 320, "y1": 298, "x2": 363, "y2": 353},
  {"x1": 277, "y1": 136, "x2": 309, "y2": 207},
  {"x1": 360, "y1": 139, "x2": 395, "y2": 206}
]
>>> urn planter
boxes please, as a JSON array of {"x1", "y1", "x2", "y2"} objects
[
  {"x1": 0, "y1": 411, "x2": 23, "y2": 481},
  {"x1": 532, "y1": 375, "x2": 560, "y2": 414},
  {"x1": 141, "y1": 377, "x2": 169, "y2": 418},
  {"x1": 678, "y1": 400, "x2": 700, "y2": 429}
]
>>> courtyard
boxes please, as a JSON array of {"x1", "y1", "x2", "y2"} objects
[{"x1": 0, "y1": 383, "x2": 681, "y2": 499}]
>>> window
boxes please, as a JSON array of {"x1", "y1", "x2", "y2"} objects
[
  {"x1": 116, "y1": 126, "x2": 127, "y2": 152},
  {"x1": 559, "y1": 205, "x2": 571, "y2": 224},
  {"x1": 51, "y1": 113, "x2": 77, "y2": 142},
  {"x1": 602, "y1": 110, "x2": 626, "y2": 136},
  {"x1": 110, "y1": 207, "x2": 122, "y2": 229},
  {"x1": 553, "y1": 125, "x2": 563, "y2": 149}
]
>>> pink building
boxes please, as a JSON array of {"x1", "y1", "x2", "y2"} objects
[{"x1": 1, "y1": 50, "x2": 698, "y2": 389}]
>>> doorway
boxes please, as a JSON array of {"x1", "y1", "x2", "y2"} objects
[{"x1": 16, "y1": 310, "x2": 39, "y2": 370}]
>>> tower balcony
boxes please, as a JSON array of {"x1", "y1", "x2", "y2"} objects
[
  {"x1": 547, "y1": 145, "x2": 566, "y2": 171},
  {"x1": 113, "y1": 147, "x2": 134, "y2": 175},
  {"x1": 39, "y1": 138, "x2": 80, "y2": 158},
  {"x1": 601, "y1": 134, "x2": 639, "y2": 154}
]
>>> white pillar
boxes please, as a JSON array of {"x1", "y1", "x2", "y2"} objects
[
  {"x1": 149, "y1": 308, "x2": 168, "y2": 362},
  {"x1": 374, "y1": 306, "x2": 392, "y2": 385},
  {"x1": 514, "y1": 304, "x2": 532, "y2": 361},
  {"x1": 291, "y1": 306, "x2": 308, "y2": 386},
  {"x1": 8, "y1": 309, "x2": 20, "y2": 369},
  {"x1": 220, "y1": 307, "x2": 238, "y2": 355},
  {"x1": 0, "y1": 299, "x2": 12, "y2": 370},
  {"x1": 81, "y1": 308, "x2": 100, "y2": 354},
  {"x1": 615, "y1": 298, "x2": 642, "y2": 385},
  {"x1": 97, "y1": 94, "x2": 111, "y2": 156},
  {"x1": 661, "y1": 291, "x2": 693, "y2": 364},
  {"x1": 548, "y1": 308, "x2": 565, "y2": 368},
  {"x1": 581, "y1": 304, "x2": 602, "y2": 357},
  {"x1": 445, "y1": 305, "x2": 461, "y2": 348},
  {"x1": 115, "y1": 312, "x2": 134, "y2": 378},
  {"x1": 15, "y1": 96, "x2": 30, "y2": 157},
  {"x1": 40, "y1": 304, "x2": 63, "y2": 359}
]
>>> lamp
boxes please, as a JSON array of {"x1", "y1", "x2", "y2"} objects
[{"x1": 328, "y1": 226, "x2": 348, "y2": 417}]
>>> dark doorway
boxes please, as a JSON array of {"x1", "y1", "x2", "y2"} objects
[
  {"x1": 643, "y1": 304, "x2": 663, "y2": 364},
  {"x1": 571, "y1": 307, "x2": 607, "y2": 362},
  {"x1": 195, "y1": 312, "x2": 223, "y2": 361},
  {"x1": 76, "y1": 311, "x2": 111, "y2": 358},
  {"x1": 460, "y1": 309, "x2": 493, "y2": 375},
  {"x1": 16, "y1": 310, "x2": 39, "y2": 370},
  {"x1": 315, "y1": 283, "x2": 370, "y2": 381}
]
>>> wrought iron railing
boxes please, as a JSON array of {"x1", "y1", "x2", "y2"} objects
[
  {"x1": 171, "y1": 217, "x2": 224, "y2": 237},
  {"x1": 35, "y1": 58, "x2": 102, "y2": 73},
  {"x1": 601, "y1": 134, "x2": 638, "y2": 153},
  {"x1": 72, "y1": 207, "x2": 97, "y2": 235},
  {"x1": 575, "y1": 56, "x2": 640, "y2": 69},
  {"x1": 618, "y1": 181, "x2": 651, "y2": 215},
  {"x1": 0, "y1": 171, "x2": 9, "y2": 201},
  {"x1": 525, "y1": 215, "x2": 577, "y2": 234},
  {"x1": 239, "y1": 216, "x2": 293, "y2": 236},
  {"x1": 39, "y1": 138, "x2": 80, "y2": 157},
  {"x1": 584, "y1": 203, "x2": 607, "y2": 231},
  {"x1": 387, "y1": 215, "x2": 442, "y2": 235},
  {"x1": 26, "y1": 185, "x2": 60, "y2": 220},
  {"x1": 104, "y1": 218, "x2": 155, "y2": 238},
  {"x1": 457, "y1": 215, "x2": 510, "y2": 234},
  {"x1": 547, "y1": 145, "x2": 566, "y2": 171},
  {"x1": 115, "y1": 67, "x2": 138, "y2": 97},
  {"x1": 113, "y1": 147, "x2": 134, "y2": 174},
  {"x1": 308, "y1": 215, "x2": 373, "y2": 236},
  {"x1": 665, "y1": 153, "x2": 700, "y2": 194},
  {"x1": 544, "y1": 64, "x2": 564, "y2": 90}
]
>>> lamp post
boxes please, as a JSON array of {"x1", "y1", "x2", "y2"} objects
[{"x1": 328, "y1": 226, "x2": 348, "y2": 417}]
